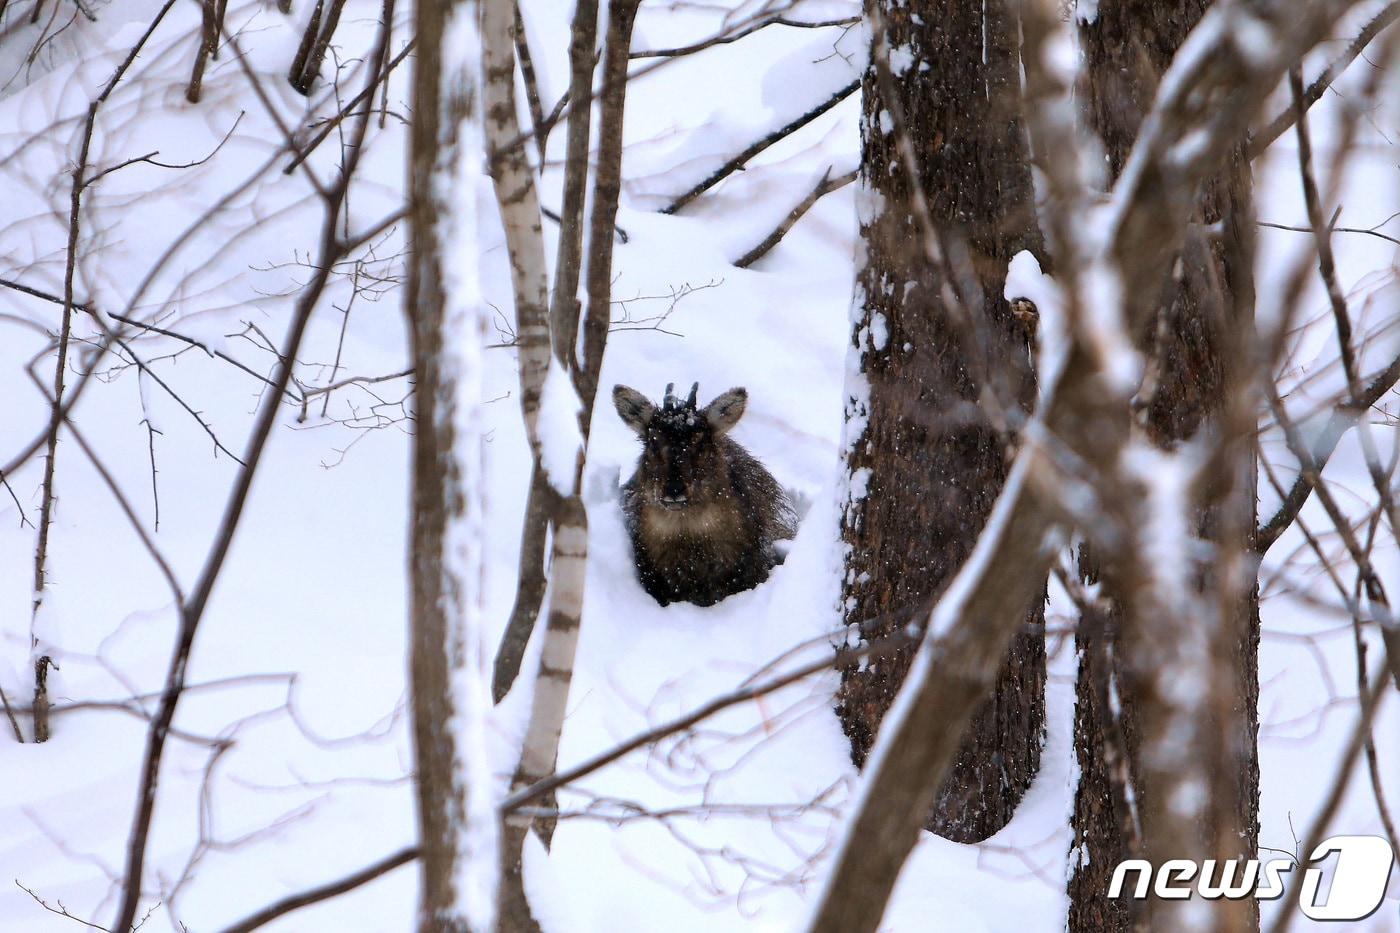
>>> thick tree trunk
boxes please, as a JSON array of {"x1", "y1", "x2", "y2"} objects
[
  {"x1": 834, "y1": 0, "x2": 1047, "y2": 843},
  {"x1": 1069, "y1": 3, "x2": 1260, "y2": 930}
]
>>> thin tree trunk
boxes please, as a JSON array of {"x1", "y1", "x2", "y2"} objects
[
  {"x1": 1069, "y1": 3, "x2": 1259, "y2": 931},
  {"x1": 487, "y1": 0, "x2": 634, "y2": 923},
  {"x1": 492, "y1": 465, "x2": 551, "y2": 703},
  {"x1": 407, "y1": 0, "x2": 497, "y2": 925},
  {"x1": 550, "y1": 0, "x2": 599, "y2": 374},
  {"x1": 834, "y1": 0, "x2": 1046, "y2": 844},
  {"x1": 297, "y1": 0, "x2": 348, "y2": 94},
  {"x1": 287, "y1": 0, "x2": 323, "y2": 93},
  {"x1": 480, "y1": 0, "x2": 580, "y2": 926},
  {"x1": 575, "y1": 0, "x2": 637, "y2": 421},
  {"x1": 490, "y1": 0, "x2": 602, "y2": 707},
  {"x1": 186, "y1": 0, "x2": 216, "y2": 103}
]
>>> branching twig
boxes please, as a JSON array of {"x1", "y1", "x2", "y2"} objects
[
  {"x1": 1249, "y1": 1, "x2": 1400, "y2": 157},
  {"x1": 1256, "y1": 352, "x2": 1400, "y2": 552},
  {"x1": 733, "y1": 166, "x2": 856, "y2": 268},
  {"x1": 108, "y1": 5, "x2": 396, "y2": 927},
  {"x1": 28, "y1": 0, "x2": 180, "y2": 746}
]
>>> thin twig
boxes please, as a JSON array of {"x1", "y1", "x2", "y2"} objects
[
  {"x1": 108, "y1": 5, "x2": 396, "y2": 927},
  {"x1": 1257, "y1": 218, "x2": 1400, "y2": 248},
  {"x1": 29, "y1": 0, "x2": 180, "y2": 746},
  {"x1": 1256, "y1": 352, "x2": 1400, "y2": 553}
]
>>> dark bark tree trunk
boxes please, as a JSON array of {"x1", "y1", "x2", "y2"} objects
[
  {"x1": 406, "y1": 0, "x2": 491, "y2": 925},
  {"x1": 835, "y1": 0, "x2": 1047, "y2": 844},
  {"x1": 1069, "y1": 3, "x2": 1260, "y2": 930}
]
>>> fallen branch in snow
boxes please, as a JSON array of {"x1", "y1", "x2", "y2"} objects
[
  {"x1": 733, "y1": 166, "x2": 856, "y2": 268},
  {"x1": 215, "y1": 846, "x2": 419, "y2": 933},
  {"x1": 659, "y1": 79, "x2": 859, "y2": 215},
  {"x1": 630, "y1": 14, "x2": 858, "y2": 59}
]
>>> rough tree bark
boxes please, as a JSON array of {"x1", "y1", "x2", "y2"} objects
[
  {"x1": 407, "y1": 0, "x2": 498, "y2": 925},
  {"x1": 1069, "y1": 3, "x2": 1259, "y2": 931},
  {"x1": 807, "y1": 1, "x2": 1360, "y2": 928},
  {"x1": 835, "y1": 0, "x2": 1047, "y2": 843}
]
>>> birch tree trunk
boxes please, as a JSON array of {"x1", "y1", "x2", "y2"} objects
[
  {"x1": 407, "y1": 0, "x2": 498, "y2": 926},
  {"x1": 479, "y1": 0, "x2": 635, "y2": 927},
  {"x1": 835, "y1": 0, "x2": 1047, "y2": 844},
  {"x1": 1069, "y1": 4, "x2": 1260, "y2": 930},
  {"x1": 479, "y1": 0, "x2": 565, "y2": 924}
]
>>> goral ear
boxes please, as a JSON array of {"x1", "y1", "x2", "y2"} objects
[
  {"x1": 613, "y1": 385, "x2": 655, "y2": 433},
  {"x1": 704, "y1": 388, "x2": 747, "y2": 434}
]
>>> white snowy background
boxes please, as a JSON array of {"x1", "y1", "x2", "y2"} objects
[{"x1": 0, "y1": 0, "x2": 1397, "y2": 929}]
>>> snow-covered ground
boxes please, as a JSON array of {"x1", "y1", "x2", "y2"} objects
[{"x1": 0, "y1": 0, "x2": 1398, "y2": 929}]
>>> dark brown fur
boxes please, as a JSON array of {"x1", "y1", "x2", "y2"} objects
[{"x1": 614, "y1": 383, "x2": 796, "y2": 607}]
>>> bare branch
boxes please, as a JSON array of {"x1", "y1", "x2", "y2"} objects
[
  {"x1": 660, "y1": 79, "x2": 858, "y2": 215},
  {"x1": 216, "y1": 847, "x2": 418, "y2": 933},
  {"x1": 1249, "y1": 0, "x2": 1400, "y2": 157},
  {"x1": 630, "y1": 14, "x2": 857, "y2": 59},
  {"x1": 109, "y1": 6, "x2": 396, "y2": 927},
  {"x1": 733, "y1": 166, "x2": 856, "y2": 268}
]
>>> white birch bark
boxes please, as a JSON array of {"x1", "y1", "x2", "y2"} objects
[
  {"x1": 480, "y1": 0, "x2": 591, "y2": 927},
  {"x1": 481, "y1": 0, "x2": 552, "y2": 470}
]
